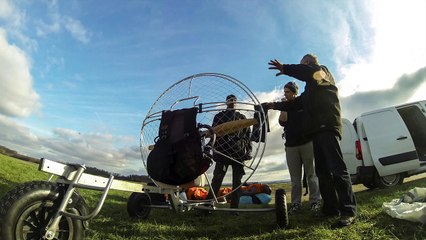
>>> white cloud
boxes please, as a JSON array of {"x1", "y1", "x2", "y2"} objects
[
  {"x1": 35, "y1": 11, "x2": 91, "y2": 43},
  {"x1": 341, "y1": 66, "x2": 426, "y2": 121},
  {"x1": 39, "y1": 128, "x2": 142, "y2": 174},
  {"x1": 409, "y1": 82, "x2": 426, "y2": 102},
  {"x1": 36, "y1": 20, "x2": 61, "y2": 37},
  {"x1": 0, "y1": 0, "x2": 24, "y2": 28},
  {"x1": 336, "y1": 0, "x2": 426, "y2": 96},
  {"x1": 0, "y1": 115, "x2": 40, "y2": 150},
  {"x1": 35, "y1": 15, "x2": 91, "y2": 44},
  {"x1": 0, "y1": 114, "x2": 144, "y2": 176},
  {"x1": 0, "y1": 0, "x2": 14, "y2": 18},
  {"x1": 29, "y1": 1, "x2": 91, "y2": 43},
  {"x1": 0, "y1": 28, "x2": 40, "y2": 117},
  {"x1": 0, "y1": 0, "x2": 37, "y2": 51},
  {"x1": 63, "y1": 16, "x2": 90, "y2": 43}
]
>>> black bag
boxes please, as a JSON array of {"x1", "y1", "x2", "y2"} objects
[
  {"x1": 147, "y1": 107, "x2": 211, "y2": 185},
  {"x1": 251, "y1": 104, "x2": 270, "y2": 142}
]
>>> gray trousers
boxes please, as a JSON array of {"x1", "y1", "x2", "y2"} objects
[{"x1": 286, "y1": 141, "x2": 321, "y2": 204}]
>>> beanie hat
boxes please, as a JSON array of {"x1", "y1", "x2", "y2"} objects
[
  {"x1": 226, "y1": 94, "x2": 237, "y2": 102},
  {"x1": 284, "y1": 81, "x2": 298, "y2": 94}
]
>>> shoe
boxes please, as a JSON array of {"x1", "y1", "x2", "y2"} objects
[
  {"x1": 288, "y1": 203, "x2": 302, "y2": 215},
  {"x1": 338, "y1": 216, "x2": 355, "y2": 226},
  {"x1": 310, "y1": 201, "x2": 321, "y2": 212},
  {"x1": 331, "y1": 215, "x2": 356, "y2": 228}
]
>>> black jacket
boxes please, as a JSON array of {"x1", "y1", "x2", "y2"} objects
[
  {"x1": 272, "y1": 63, "x2": 342, "y2": 139},
  {"x1": 213, "y1": 109, "x2": 252, "y2": 163},
  {"x1": 279, "y1": 109, "x2": 311, "y2": 147}
]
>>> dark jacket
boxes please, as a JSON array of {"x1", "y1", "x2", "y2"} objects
[
  {"x1": 213, "y1": 109, "x2": 252, "y2": 163},
  {"x1": 272, "y1": 63, "x2": 342, "y2": 139},
  {"x1": 279, "y1": 109, "x2": 311, "y2": 147}
]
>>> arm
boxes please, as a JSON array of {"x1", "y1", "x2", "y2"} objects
[
  {"x1": 212, "y1": 113, "x2": 221, "y2": 127},
  {"x1": 264, "y1": 96, "x2": 303, "y2": 112},
  {"x1": 278, "y1": 97, "x2": 288, "y2": 126},
  {"x1": 278, "y1": 111, "x2": 287, "y2": 126},
  {"x1": 268, "y1": 59, "x2": 320, "y2": 82},
  {"x1": 282, "y1": 64, "x2": 317, "y2": 82}
]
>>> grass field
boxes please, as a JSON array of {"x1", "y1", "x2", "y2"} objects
[{"x1": 0, "y1": 154, "x2": 425, "y2": 239}]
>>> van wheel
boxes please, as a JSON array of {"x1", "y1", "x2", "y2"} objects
[
  {"x1": 374, "y1": 171, "x2": 404, "y2": 188},
  {"x1": 362, "y1": 182, "x2": 377, "y2": 189}
]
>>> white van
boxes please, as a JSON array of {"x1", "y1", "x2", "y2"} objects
[{"x1": 341, "y1": 100, "x2": 426, "y2": 188}]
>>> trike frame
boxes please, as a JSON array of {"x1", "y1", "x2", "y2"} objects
[{"x1": 33, "y1": 157, "x2": 287, "y2": 239}]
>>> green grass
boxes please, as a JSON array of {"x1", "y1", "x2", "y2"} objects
[{"x1": 1, "y1": 154, "x2": 425, "y2": 239}]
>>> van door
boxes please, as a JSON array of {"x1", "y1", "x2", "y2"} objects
[
  {"x1": 361, "y1": 107, "x2": 419, "y2": 176},
  {"x1": 396, "y1": 103, "x2": 426, "y2": 163},
  {"x1": 341, "y1": 118, "x2": 360, "y2": 175}
]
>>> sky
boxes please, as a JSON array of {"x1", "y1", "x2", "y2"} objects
[{"x1": 0, "y1": 0, "x2": 425, "y2": 183}]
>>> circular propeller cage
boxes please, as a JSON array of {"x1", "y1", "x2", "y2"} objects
[{"x1": 140, "y1": 73, "x2": 267, "y2": 200}]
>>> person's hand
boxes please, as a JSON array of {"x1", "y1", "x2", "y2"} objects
[
  {"x1": 268, "y1": 59, "x2": 284, "y2": 76},
  {"x1": 261, "y1": 102, "x2": 273, "y2": 110}
]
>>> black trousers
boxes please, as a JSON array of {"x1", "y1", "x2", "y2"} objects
[
  {"x1": 207, "y1": 160, "x2": 245, "y2": 208},
  {"x1": 313, "y1": 131, "x2": 357, "y2": 217}
]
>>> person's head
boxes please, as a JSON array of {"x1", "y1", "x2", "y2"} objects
[
  {"x1": 284, "y1": 81, "x2": 298, "y2": 100},
  {"x1": 300, "y1": 53, "x2": 319, "y2": 65},
  {"x1": 226, "y1": 94, "x2": 237, "y2": 109}
]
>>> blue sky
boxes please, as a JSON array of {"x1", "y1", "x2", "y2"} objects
[{"x1": 0, "y1": 0, "x2": 425, "y2": 182}]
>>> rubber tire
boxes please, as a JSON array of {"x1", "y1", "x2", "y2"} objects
[
  {"x1": 362, "y1": 181, "x2": 377, "y2": 189},
  {"x1": 275, "y1": 188, "x2": 288, "y2": 229},
  {"x1": 0, "y1": 181, "x2": 88, "y2": 240},
  {"x1": 127, "y1": 192, "x2": 152, "y2": 219},
  {"x1": 374, "y1": 171, "x2": 404, "y2": 188}
]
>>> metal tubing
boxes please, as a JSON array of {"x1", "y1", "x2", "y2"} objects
[
  {"x1": 60, "y1": 175, "x2": 114, "y2": 221},
  {"x1": 44, "y1": 165, "x2": 86, "y2": 239}
]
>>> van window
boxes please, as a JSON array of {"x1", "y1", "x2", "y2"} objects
[
  {"x1": 353, "y1": 118, "x2": 358, "y2": 133},
  {"x1": 397, "y1": 105, "x2": 426, "y2": 161}
]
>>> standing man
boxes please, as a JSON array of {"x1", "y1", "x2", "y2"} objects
[
  {"x1": 207, "y1": 94, "x2": 252, "y2": 214},
  {"x1": 264, "y1": 53, "x2": 356, "y2": 227},
  {"x1": 279, "y1": 81, "x2": 321, "y2": 215}
]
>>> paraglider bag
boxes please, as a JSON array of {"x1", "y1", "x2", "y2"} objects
[{"x1": 147, "y1": 107, "x2": 211, "y2": 185}]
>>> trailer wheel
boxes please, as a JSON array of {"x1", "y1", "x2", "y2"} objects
[
  {"x1": 0, "y1": 181, "x2": 88, "y2": 240},
  {"x1": 374, "y1": 171, "x2": 404, "y2": 188},
  {"x1": 127, "y1": 192, "x2": 152, "y2": 219},
  {"x1": 275, "y1": 188, "x2": 288, "y2": 228}
]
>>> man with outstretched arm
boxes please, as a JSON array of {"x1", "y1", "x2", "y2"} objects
[{"x1": 263, "y1": 53, "x2": 357, "y2": 228}]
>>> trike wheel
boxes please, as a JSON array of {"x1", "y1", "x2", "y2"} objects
[
  {"x1": 275, "y1": 188, "x2": 288, "y2": 228},
  {"x1": 0, "y1": 181, "x2": 88, "y2": 240},
  {"x1": 127, "y1": 192, "x2": 152, "y2": 219}
]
